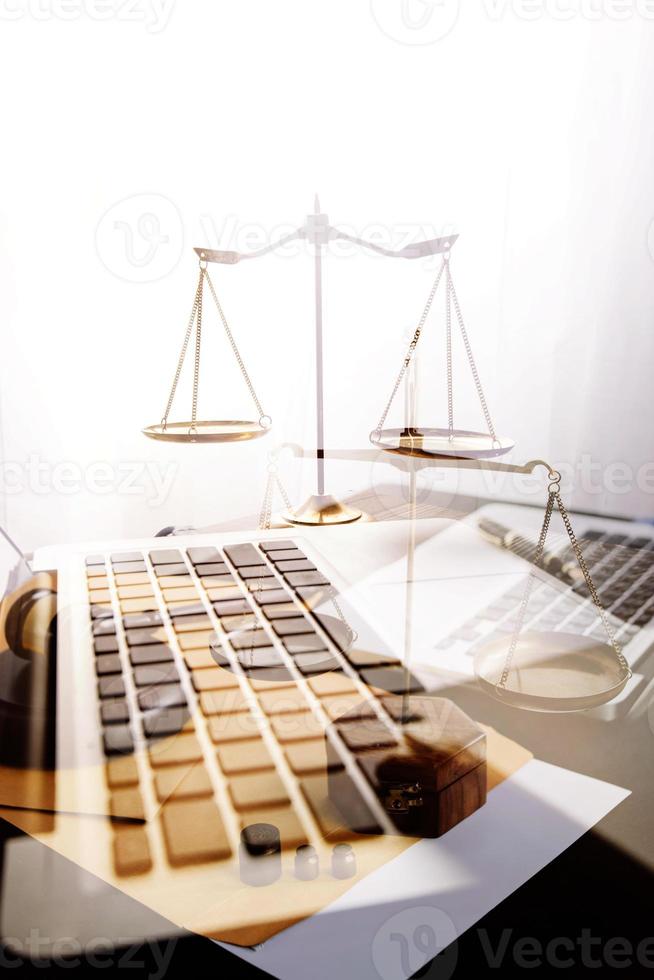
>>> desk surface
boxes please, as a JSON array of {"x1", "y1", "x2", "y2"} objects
[{"x1": 1, "y1": 487, "x2": 652, "y2": 978}]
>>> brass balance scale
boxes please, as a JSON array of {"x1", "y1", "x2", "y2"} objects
[{"x1": 143, "y1": 200, "x2": 631, "y2": 713}]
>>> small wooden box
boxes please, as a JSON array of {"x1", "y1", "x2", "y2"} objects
[{"x1": 328, "y1": 696, "x2": 486, "y2": 839}]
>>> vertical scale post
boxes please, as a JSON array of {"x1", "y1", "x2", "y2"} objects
[
  {"x1": 283, "y1": 196, "x2": 362, "y2": 525},
  {"x1": 314, "y1": 200, "x2": 325, "y2": 497}
]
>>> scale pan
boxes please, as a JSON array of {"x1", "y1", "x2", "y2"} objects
[
  {"x1": 473, "y1": 630, "x2": 631, "y2": 712},
  {"x1": 372, "y1": 427, "x2": 515, "y2": 460},
  {"x1": 142, "y1": 420, "x2": 271, "y2": 444}
]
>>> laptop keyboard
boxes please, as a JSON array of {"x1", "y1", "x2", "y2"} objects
[
  {"x1": 436, "y1": 526, "x2": 654, "y2": 659},
  {"x1": 84, "y1": 539, "x2": 425, "y2": 878}
]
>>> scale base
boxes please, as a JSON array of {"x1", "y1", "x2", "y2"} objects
[{"x1": 283, "y1": 494, "x2": 362, "y2": 527}]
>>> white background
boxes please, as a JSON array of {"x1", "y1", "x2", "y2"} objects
[{"x1": 1, "y1": 1, "x2": 654, "y2": 550}]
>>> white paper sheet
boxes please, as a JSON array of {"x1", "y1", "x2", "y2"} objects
[{"x1": 218, "y1": 760, "x2": 629, "y2": 980}]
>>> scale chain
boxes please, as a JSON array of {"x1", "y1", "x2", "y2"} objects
[
  {"x1": 191, "y1": 270, "x2": 204, "y2": 429},
  {"x1": 447, "y1": 271, "x2": 497, "y2": 442},
  {"x1": 497, "y1": 480, "x2": 630, "y2": 691},
  {"x1": 203, "y1": 267, "x2": 268, "y2": 424},
  {"x1": 161, "y1": 269, "x2": 203, "y2": 429},
  {"x1": 372, "y1": 256, "x2": 448, "y2": 438}
]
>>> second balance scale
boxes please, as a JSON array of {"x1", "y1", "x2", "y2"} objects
[{"x1": 142, "y1": 198, "x2": 630, "y2": 713}]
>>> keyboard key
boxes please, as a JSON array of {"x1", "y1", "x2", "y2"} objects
[
  {"x1": 90, "y1": 604, "x2": 113, "y2": 620},
  {"x1": 153, "y1": 764, "x2": 213, "y2": 803},
  {"x1": 106, "y1": 755, "x2": 139, "y2": 788},
  {"x1": 238, "y1": 566, "x2": 272, "y2": 580},
  {"x1": 301, "y1": 772, "x2": 381, "y2": 838},
  {"x1": 150, "y1": 549, "x2": 183, "y2": 565},
  {"x1": 100, "y1": 700, "x2": 130, "y2": 725},
  {"x1": 86, "y1": 565, "x2": 107, "y2": 578},
  {"x1": 161, "y1": 799, "x2": 231, "y2": 866},
  {"x1": 173, "y1": 614, "x2": 212, "y2": 633},
  {"x1": 137, "y1": 683, "x2": 187, "y2": 712},
  {"x1": 113, "y1": 562, "x2": 147, "y2": 575},
  {"x1": 338, "y1": 720, "x2": 398, "y2": 752},
  {"x1": 149, "y1": 731, "x2": 203, "y2": 768},
  {"x1": 270, "y1": 711, "x2": 325, "y2": 743},
  {"x1": 178, "y1": 629, "x2": 219, "y2": 651},
  {"x1": 121, "y1": 597, "x2": 158, "y2": 614},
  {"x1": 346, "y1": 649, "x2": 400, "y2": 669},
  {"x1": 103, "y1": 725, "x2": 134, "y2": 756},
  {"x1": 259, "y1": 540, "x2": 297, "y2": 552},
  {"x1": 162, "y1": 586, "x2": 198, "y2": 603},
  {"x1": 320, "y1": 694, "x2": 376, "y2": 722},
  {"x1": 247, "y1": 667, "x2": 295, "y2": 688},
  {"x1": 200, "y1": 689, "x2": 251, "y2": 716},
  {"x1": 229, "y1": 630, "x2": 273, "y2": 651},
  {"x1": 155, "y1": 563, "x2": 189, "y2": 577},
  {"x1": 195, "y1": 562, "x2": 229, "y2": 576},
  {"x1": 109, "y1": 788, "x2": 145, "y2": 822},
  {"x1": 282, "y1": 634, "x2": 328, "y2": 654},
  {"x1": 142, "y1": 706, "x2": 192, "y2": 739},
  {"x1": 229, "y1": 771, "x2": 289, "y2": 811},
  {"x1": 98, "y1": 676, "x2": 126, "y2": 699},
  {"x1": 125, "y1": 627, "x2": 168, "y2": 646},
  {"x1": 133, "y1": 663, "x2": 180, "y2": 687},
  {"x1": 220, "y1": 613, "x2": 259, "y2": 632},
  {"x1": 214, "y1": 599, "x2": 252, "y2": 617},
  {"x1": 252, "y1": 589, "x2": 291, "y2": 606},
  {"x1": 285, "y1": 739, "x2": 344, "y2": 775},
  {"x1": 216, "y1": 739, "x2": 273, "y2": 774},
  {"x1": 113, "y1": 827, "x2": 152, "y2": 876},
  {"x1": 157, "y1": 575, "x2": 194, "y2": 590},
  {"x1": 224, "y1": 543, "x2": 262, "y2": 568},
  {"x1": 275, "y1": 559, "x2": 316, "y2": 573},
  {"x1": 294, "y1": 652, "x2": 341, "y2": 675},
  {"x1": 239, "y1": 807, "x2": 308, "y2": 850},
  {"x1": 184, "y1": 648, "x2": 223, "y2": 670},
  {"x1": 261, "y1": 603, "x2": 301, "y2": 620},
  {"x1": 359, "y1": 667, "x2": 424, "y2": 695},
  {"x1": 92, "y1": 618, "x2": 116, "y2": 636},
  {"x1": 129, "y1": 644, "x2": 174, "y2": 666},
  {"x1": 203, "y1": 575, "x2": 237, "y2": 591},
  {"x1": 246, "y1": 578, "x2": 281, "y2": 592},
  {"x1": 268, "y1": 549, "x2": 307, "y2": 563},
  {"x1": 272, "y1": 618, "x2": 315, "y2": 637},
  {"x1": 123, "y1": 611, "x2": 162, "y2": 629},
  {"x1": 207, "y1": 712, "x2": 260, "y2": 742},
  {"x1": 206, "y1": 585, "x2": 243, "y2": 602},
  {"x1": 114, "y1": 572, "x2": 151, "y2": 587},
  {"x1": 192, "y1": 668, "x2": 239, "y2": 692},
  {"x1": 94, "y1": 635, "x2": 119, "y2": 655},
  {"x1": 286, "y1": 571, "x2": 329, "y2": 587},
  {"x1": 117, "y1": 584, "x2": 153, "y2": 600},
  {"x1": 87, "y1": 576, "x2": 109, "y2": 591},
  {"x1": 95, "y1": 654, "x2": 123, "y2": 676},
  {"x1": 187, "y1": 546, "x2": 222, "y2": 565},
  {"x1": 85, "y1": 554, "x2": 105, "y2": 566},
  {"x1": 308, "y1": 673, "x2": 358, "y2": 698},
  {"x1": 258, "y1": 687, "x2": 309, "y2": 715},
  {"x1": 237, "y1": 648, "x2": 284, "y2": 670},
  {"x1": 111, "y1": 552, "x2": 142, "y2": 564}
]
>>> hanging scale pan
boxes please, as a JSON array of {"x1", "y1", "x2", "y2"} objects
[
  {"x1": 143, "y1": 258, "x2": 272, "y2": 444},
  {"x1": 371, "y1": 251, "x2": 514, "y2": 460},
  {"x1": 473, "y1": 476, "x2": 632, "y2": 712}
]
